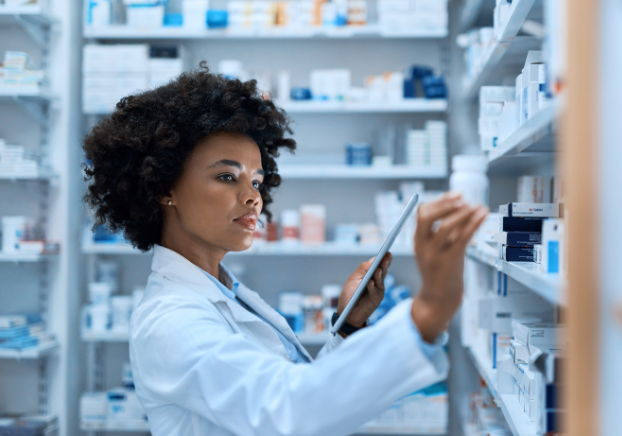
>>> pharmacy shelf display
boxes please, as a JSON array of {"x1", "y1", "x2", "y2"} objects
[
  {"x1": 487, "y1": 103, "x2": 557, "y2": 174},
  {"x1": 0, "y1": 252, "x2": 55, "y2": 263},
  {"x1": 466, "y1": 246, "x2": 562, "y2": 305},
  {"x1": 277, "y1": 99, "x2": 447, "y2": 113},
  {"x1": 462, "y1": 36, "x2": 541, "y2": 100},
  {"x1": 0, "y1": 341, "x2": 59, "y2": 360},
  {"x1": 278, "y1": 165, "x2": 447, "y2": 179},
  {"x1": 81, "y1": 420, "x2": 151, "y2": 433},
  {"x1": 467, "y1": 347, "x2": 539, "y2": 436},
  {"x1": 0, "y1": 4, "x2": 55, "y2": 27},
  {"x1": 459, "y1": 0, "x2": 495, "y2": 31},
  {"x1": 0, "y1": 169, "x2": 57, "y2": 181},
  {"x1": 83, "y1": 24, "x2": 448, "y2": 40},
  {"x1": 495, "y1": 0, "x2": 539, "y2": 42},
  {"x1": 82, "y1": 240, "x2": 415, "y2": 257}
]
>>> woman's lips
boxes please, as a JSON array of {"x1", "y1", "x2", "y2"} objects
[{"x1": 234, "y1": 213, "x2": 257, "y2": 230}]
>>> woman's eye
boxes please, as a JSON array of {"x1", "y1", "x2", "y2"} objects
[
  {"x1": 252, "y1": 181, "x2": 262, "y2": 189},
  {"x1": 219, "y1": 174, "x2": 235, "y2": 182}
]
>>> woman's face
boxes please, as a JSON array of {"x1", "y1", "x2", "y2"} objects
[{"x1": 164, "y1": 132, "x2": 264, "y2": 253}]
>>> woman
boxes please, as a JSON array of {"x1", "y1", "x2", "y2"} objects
[{"x1": 83, "y1": 65, "x2": 487, "y2": 436}]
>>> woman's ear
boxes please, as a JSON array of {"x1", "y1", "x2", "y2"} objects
[{"x1": 159, "y1": 192, "x2": 175, "y2": 207}]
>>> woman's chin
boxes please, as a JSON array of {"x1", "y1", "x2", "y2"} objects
[{"x1": 226, "y1": 237, "x2": 254, "y2": 253}]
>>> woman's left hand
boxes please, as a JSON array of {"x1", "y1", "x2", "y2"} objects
[{"x1": 337, "y1": 253, "x2": 393, "y2": 330}]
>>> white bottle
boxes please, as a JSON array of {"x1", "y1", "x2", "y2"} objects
[{"x1": 449, "y1": 155, "x2": 489, "y2": 206}]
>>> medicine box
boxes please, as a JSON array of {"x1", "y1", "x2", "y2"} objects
[
  {"x1": 499, "y1": 203, "x2": 560, "y2": 218},
  {"x1": 478, "y1": 295, "x2": 554, "y2": 333},
  {"x1": 80, "y1": 392, "x2": 108, "y2": 423},
  {"x1": 501, "y1": 246, "x2": 537, "y2": 262},
  {"x1": 513, "y1": 322, "x2": 565, "y2": 350},
  {"x1": 495, "y1": 231, "x2": 542, "y2": 247},
  {"x1": 501, "y1": 216, "x2": 543, "y2": 232}
]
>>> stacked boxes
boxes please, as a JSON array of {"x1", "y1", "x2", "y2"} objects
[
  {"x1": 0, "y1": 140, "x2": 39, "y2": 177},
  {"x1": 0, "y1": 415, "x2": 58, "y2": 436},
  {"x1": 0, "y1": 314, "x2": 56, "y2": 350},
  {"x1": 0, "y1": 52, "x2": 46, "y2": 94},
  {"x1": 83, "y1": 44, "x2": 184, "y2": 114},
  {"x1": 405, "y1": 121, "x2": 447, "y2": 170},
  {"x1": 478, "y1": 86, "x2": 514, "y2": 151}
]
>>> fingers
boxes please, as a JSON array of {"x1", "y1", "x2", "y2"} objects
[
  {"x1": 417, "y1": 192, "x2": 466, "y2": 238},
  {"x1": 454, "y1": 206, "x2": 488, "y2": 248},
  {"x1": 435, "y1": 205, "x2": 479, "y2": 244}
]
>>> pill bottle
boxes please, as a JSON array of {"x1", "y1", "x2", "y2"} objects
[
  {"x1": 281, "y1": 210, "x2": 300, "y2": 242},
  {"x1": 88, "y1": 282, "x2": 114, "y2": 305},
  {"x1": 300, "y1": 204, "x2": 326, "y2": 244},
  {"x1": 449, "y1": 155, "x2": 489, "y2": 206}
]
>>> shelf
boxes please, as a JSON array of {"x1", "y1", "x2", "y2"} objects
[
  {"x1": 0, "y1": 5, "x2": 54, "y2": 26},
  {"x1": 466, "y1": 246, "x2": 563, "y2": 305},
  {"x1": 82, "y1": 330, "x2": 130, "y2": 343},
  {"x1": 83, "y1": 241, "x2": 415, "y2": 257},
  {"x1": 488, "y1": 104, "x2": 557, "y2": 174},
  {"x1": 0, "y1": 87, "x2": 51, "y2": 100},
  {"x1": 81, "y1": 421, "x2": 150, "y2": 432},
  {"x1": 278, "y1": 165, "x2": 447, "y2": 179},
  {"x1": 0, "y1": 169, "x2": 57, "y2": 181},
  {"x1": 459, "y1": 0, "x2": 495, "y2": 31},
  {"x1": 83, "y1": 24, "x2": 447, "y2": 40},
  {"x1": 0, "y1": 252, "x2": 54, "y2": 262},
  {"x1": 496, "y1": 0, "x2": 539, "y2": 42},
  {"x1": 356, "y1": 427, "x2": 445, "y2": 436},
  {"x1": 276, "y1": 99, "x2": 448, "y2": 113},
  {"x1": 462, "y1": 37, "x2": 541, "y2": 100},
  {"x1": 0, "y1": 340, "x2": 59, "y2": 359},
  {"x1": 466, "y1": 347, "x2": 538, "y2": 436}
]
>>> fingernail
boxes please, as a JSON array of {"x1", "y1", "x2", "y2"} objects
[{"x1": 454, "y1": 199, "x2": 466, "y2": 208}]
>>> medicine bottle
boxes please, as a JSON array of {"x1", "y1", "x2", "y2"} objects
[
  {"x1": 449, "y1": 155, "x2": 489, "y2": 206},
  {"x1": 281, "y1": 210, "x2": 300, "y2": 242}
]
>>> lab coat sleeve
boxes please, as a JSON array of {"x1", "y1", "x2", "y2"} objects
[
  {"x1": 315, "y1": 328, "x2": 345, "y2": 360},
  {"x1": 131, "y1": 297, "x2": 449, "y2": 436}
]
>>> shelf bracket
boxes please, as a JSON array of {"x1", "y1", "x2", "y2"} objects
[
  {"x1": 14, "y1": 14, "x2": 49, "y2": 49},
  {"x1": 12, "y1": 96, "x2": 49, "y2": 127},
  {"x1": 38, "y1": 356, "x2": 49, "y2": 415}
]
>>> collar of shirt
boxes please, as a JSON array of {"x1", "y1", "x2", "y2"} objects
[{"x1": 202, "y1": 264, "x2": 239, "y2": 302}]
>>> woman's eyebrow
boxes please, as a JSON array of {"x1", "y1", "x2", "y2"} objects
[
  {"x1": 207, "y1": 159, "x2": 242, "y2": 169},
  {"x1": 256, "y1": 169, "x2": 265, "y2": 176}
]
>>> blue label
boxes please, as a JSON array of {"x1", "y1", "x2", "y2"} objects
[{"x1": 548, "y1": 241, "x2": 560, "y2": 273}]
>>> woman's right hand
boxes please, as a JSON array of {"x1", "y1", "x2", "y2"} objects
[{"x1": 410, "y1": 192, "x2": 488, "y2": 343}]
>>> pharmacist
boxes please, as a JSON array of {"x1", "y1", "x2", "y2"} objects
[{"x1": 82, "y1": 66, "x2": 488, "y2": 436}]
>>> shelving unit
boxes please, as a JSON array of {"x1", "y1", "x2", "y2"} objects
[
  {"x1": 81, "y1": 421, "x2": 150, "y2": 432},
  {"x1": 82, "y1": 240, "x2": 415, "y2": 257},
  {"x1": 83, "y1": 24, "x2": 447, "y2": 40},
  {"x1": 276, "y1": 99, "x2": 448, "y2": 113},
  {"x1": 466, "y1": 347, "x2": 539, "y2": 436},
  {"x1": 459, "y1": 0, "x2": 495, "y2": 31},
  {"x1": 0, "y1": 341, "x2": 59, "y2": 360},
  {"x1": 278, "y1": 165, "x2": 447, "y2": 179},
  {"x1": 0, "y1": 252, "x2": 55, "y2": 262}
]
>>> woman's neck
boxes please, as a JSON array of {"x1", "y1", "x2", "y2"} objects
[{"x1": 160, "y1": 226, "x2": 226, "y2": 279}]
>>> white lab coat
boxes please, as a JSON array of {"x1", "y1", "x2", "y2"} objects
[{"x1": 129, "y1": 245, "x2": 449, "y2": 436}]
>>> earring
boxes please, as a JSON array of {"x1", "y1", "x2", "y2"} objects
[{"x1": 167, "y1": 200, "x2": 172, "y2": 206}]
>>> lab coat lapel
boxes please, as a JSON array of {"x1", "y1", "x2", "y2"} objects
[
  {"x1": 151, "y1": 245, "x2": 293, "y2": 359},
  {"x1": 235, "y1": 284, "x2": 314, "y2": 362}
]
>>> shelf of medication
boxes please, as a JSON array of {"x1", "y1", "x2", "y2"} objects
[
  {"x1": 459, "y1": 0, "x2": 492, "y2": 31},
  {"x1": 278, "y1": 165, "x2": 447, "y2": 179},
  {"x1": 0, "y1": 86, "x2": 52, "y2": 101},
  {"x1": 466, "y1": 347, "x2": 539, "y2": 436},
  {"x1": 466, "y1": 246, "x2": 562, "y2": 305},
  {"x1": 488, "y1": 104, "x2": 557, "y2": 168},
  {"x1": 0, "y1": 5, "x2": 54, "y2": 25},
  {"x1": 81, "y1": 421, "x2": 150, "y2": 432},
  {"x1": 0, "y1": 252, "x2": 54, "y2": 262},
  {"x1": 0, "y1": 340, "x2": 59, "y2": 359},
  {"x1": 83, "y1": 241, "x2": 415, "y2": 257},
  {"x1": 495, "y1": 0, "x2": 539, "y2": 42},
  {"x1": 275, "y1": 99, "x2": 447, "y2": 113},
  {"x1": 0, "y1": 169, "x2": 57, "y2": 182},
  {"x1": 462, "y1": 37, "x2": 541, "y2": 100},
  {"x1": 356, "y1": 427, "x2": 445, "y2": 435},
  {"x1": 83, "y1": 24, "x2": 447, "y2": 40}
]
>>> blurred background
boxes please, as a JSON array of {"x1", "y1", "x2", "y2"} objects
[{"x1": 0, "y1": 0, "x2": 620, "y2": 435}]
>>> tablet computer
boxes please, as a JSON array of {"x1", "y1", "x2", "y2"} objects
[{"x1": 330, "y1": 193, "x2": 419, "y2": 335}]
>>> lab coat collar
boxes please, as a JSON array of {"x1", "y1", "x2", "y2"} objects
[{"x1": 151, "y1": 245, "x2": 313, "y2": 362}]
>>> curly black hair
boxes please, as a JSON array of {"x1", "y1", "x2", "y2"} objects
[{"x1": 83, "y1": 63, "x2": 296, "y2": 252}]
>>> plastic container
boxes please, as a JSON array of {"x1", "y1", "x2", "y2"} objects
[
  {"x1": 111, "y1": 296, "x2": 133, "y2": 333},
  {"x1": 278, "y1": 292, "x2": 304, "y2": 333},
  {"x1": 281, "y1": 210, "x2": 300, "y2": 242},
  {"x1": 449, "y1": 155, "x2": 489, "y2": 206},
  {"x1": 88, "y1": 304, "x2": 110, "y2": 332},
  {"x1": 300, "y1": 205, "x2": 326, "y2": 244},
  {"x1": 122, "y1": 362, "x2": 134, "y2": 389},
  {"x1": 88, "y1": 282, "x2": 113, "y2": 305}
]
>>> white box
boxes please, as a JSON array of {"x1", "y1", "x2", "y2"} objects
[
  {"x1": 126, "y1": 4, "x2": 165, "y2": 27},
  {"x1": 513, "y1": 321, "x2": 565, "y2": 350},
  {"x1": 107, "y1": 389, "x2": 147, "y2": 422},
  {"x1": 478, "y1": 295, "x2": 554, "y2": 333},
  {"x1": 81, "y1": 392, "x2": 108, "y2": 423},
  {"x1": 517, "y1": 176, "x2": 552, "y2": 203}
]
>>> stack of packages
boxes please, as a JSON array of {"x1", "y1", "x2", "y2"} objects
[
  {"x1": 405, "y1": 121, "x2": 447, "y2": 170},
  {"x1": 463, "y1": 382, "x2": 512, "y2": 436},
  {"x1": 0, "y1": 139, "x2": 38, "y2": 177},
  {"x1": 83, "y1": 44, "x2": 184, "y2": 114},
  {"x1": 0, "y1": 314, "x2": 55, "y2": 350},
  {"x1": 377, "y1": 0, "x2": 448, "y2": 34},
  {"x1": 0, "y1": 415, "x2": 58, "y2": 436},
  {"x1": 81, "y1": 363, "x2": 149, "y2": 431},
  {"x1": 0, "y1": 52, "x2": 46, "y2": 94},
  {"x1": 478, "y1": 276, "x2": 554, "y2": 369},
  {"x1": 495, "y1": 175, "x2": 565, "y2": 274},
  {"x1": 359, "y1": 383, "x2": 448, "y2": 434},
  {"x1": 497, "y1": 321, "x2": 564, "y2": 434}
]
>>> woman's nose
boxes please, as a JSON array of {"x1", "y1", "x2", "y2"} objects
[{"x1": 241, "y1": 183, "x2": 261, "y2": 206}]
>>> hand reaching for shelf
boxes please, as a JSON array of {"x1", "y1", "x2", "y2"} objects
[{"x1": 411, "y1": 191, "x2": 488, "y2": 343}]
